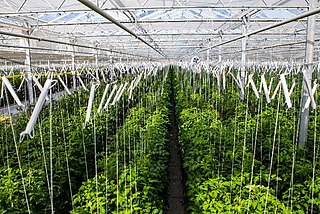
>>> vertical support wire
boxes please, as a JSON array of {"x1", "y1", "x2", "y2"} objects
[
  {"x1": 4, "y1": 86, "x2": 31, "y2": 214},
  {"x1": 263, "y1": 86, "x2": 282, "y2": 214},
  {"x1": 49, "y1": 80, "x2": 54, "y2": 214},
  {"x1": 311, "y1": 90, "x2": 317, "y2": 213}
]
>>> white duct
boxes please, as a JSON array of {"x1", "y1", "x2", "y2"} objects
[
  {"x1": 85, "y1": 83, "x2": 99, "y2": 125},
  {"x1": 19, "y1": 79, "x2": 54, "y2": 142},
  {"x1": 116, "y1": 82, "x2": 128, "y2": 102},
  {"x1": 2, "y1": 76, "x2": 25, "y2": 108},
  {"x1": 97, "y1": 84, "x2": 110, "y2": 114},
  {"x1": 57, "y1": 75, "x2": 72, "y2": 95},
  {"x1": 77, "y1": 75, "x2": 88, "y2": 91},
  {"x1": 33, "y1": 76, "x2": 49, "y2": 101},
  {"x1": 111, "y1": 83, "x2": 124, "y2": 106},
  {"x1": 104, "y1": 84, "x2": 118, "y2": 109}
]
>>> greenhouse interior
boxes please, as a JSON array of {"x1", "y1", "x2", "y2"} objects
[{"x1": 1, "y1": 0, "x2": 320, "y2": 213}]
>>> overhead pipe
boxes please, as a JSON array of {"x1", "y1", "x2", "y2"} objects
[
  {"x1": 0, "y1": 5, "x2": 309, "y2": 17},
  {"x1": 198, "y1": 6, "x2": 320, "y2": 54},
  {"x1": 34, "y1": 18, "x2": 309, "y2": 27},
  {"x1": 0, "y1": 30, "x2": 149, "y2": 59},
  {"x1": 77, "y1": 0, "x2": 165, "y2": 58}
]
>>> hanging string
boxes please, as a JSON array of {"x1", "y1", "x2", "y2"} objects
[
  {"x1": 93, "y1": 112, "x2": 99, "y2": 214},
  {"x1": 122, "y1": 91, "x2": 128, "y2": 211},
  {"x1": 263, "y1": 86, "x2": 281, "y2": 214},
  {"x1": 128, "y1": 105, "x2": 133, "y2": 213},
  {"x1": 38, "y1": 120, "x2": 51, "y2": 199},
  {"x1": 4, "y1": 121, "x2": 9, "y2": 168},
  {"x1": 116, "y1": 97, "x2": 119, "y2": 213},
  {"x1": 229, "y1": 100, "x2": 239, "y2": 208},
  {"x1": 229, "y1": 71, "x2": 239, "y2": 208},
  {"x1": 276, "y1": 107, "x2": 282, "y2": 200},
  {"x1": 238, "y1": 86, "x2": 250, "y2": 202},
  {"x1": 310, "y1": 90, "x2": 317, "y2": 214},
  {"x1": 288, "y1": 84, "x2": 300, "y2": 211},
  {"x1": 105, "y1": 107, "x2": 109, "y2": 214},
  {"x1": 247, "y1": 95, "x2": 262, "y2": 212},
  {"x1": 79, "y1": 90, "x2": 89, "y2": 180},
  {"x1": 4, "y1": 86, "x2": 31, "y2": 214},
  {"x1": 49, "y1": 80, "x2": 54, "y2": 214},
  {"x1": 60, "y1": 111, "x2": 73, "y2": 209}
]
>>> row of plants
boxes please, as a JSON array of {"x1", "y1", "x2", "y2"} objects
[
  {"x1": 71, "y1": 68, "x2": 171, "y2": 213},
  {"x1": 0, "y1": 69, "x2": 164, "y2": 213},
  {"x1": 171, "y1": 66, "x2": 320, "y2": 213}
]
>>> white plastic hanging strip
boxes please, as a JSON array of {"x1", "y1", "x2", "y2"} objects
[
  {"x1": 101, "y1": 69, "x2": 107, "y2": 83},
  {"x1": 32, "y1": 76, "x2": 43, "y2": 91},
  {"x1": 57, "y1": 75, "x2": 72, "y2": 95},
  {"x1": 2, "y1": 76, "x2": 25, "y2": 108},
  {"x1": 104, "y1": 84, "x2": 118, "y2": 109},
  {"x1": 128, "y1": 76, "x2": 137, "y2": 91},
  {"x1": 116, "y1": 82, "x2": 128, "y2": 102},
  {"x1": 303, "y1": 71, "x2": 316, "y2": 109},
  {"x1": 303, "y1": 81, "x2": 317, "y2": 111},
  {"x1": 271, "y1": 80, "x2": 281, "y2": 100},
  {"x1": 97, "y1": 84, "x2": 110, "y2": 114},
  {"x1": 247, "y1": 74, "x2": 260, "y2": 99},
  {"x1": 0, "y1": 81, "x2": 4, "y2": 99},
  {"x1": 111, "y1": 83, "x2": 124, "y2": 106},
  {"x1": 17, "y1": 76, "x2": 26, "y2": 92},
  {"x1": 228, "y1": 72, "x2": 242, "y2": 90},
  {"x1": 222, "y1": 68, "x2": 226, "y2": 90},
  {"x1": 268, "y1": 77, "x2": 274, "y2": 93},
  {"x1": 85, "y1": 83, "x2": 99, "y2": 125},
  {"x1": 133, "y1": 73, "x2": 143, "y2": 89},
  {"x1": 261, "y1": 74, "x2": 271, "y2": 103},
  {"x1": 19, "y1": 79, "x2": 55, "y2": 142},
  {"x1": 128, "y1": 77, "x2": 137, "y2": 100},
  {"x1": 280, "y1": 74, "x2": 292, "y2": 108},
  {"x1": 258, "y1": 79, "x2": 263, "y2": 93},
  {"x1": 288, "y1": 81, "x2": 296, "y2": 97},
  {"x1": 33, "y1": 76, "x2": 49, "y2": 101},
  {"x1": 147, "y1": 67, "x2": 153, "y2": 76},
  {"x1": 77, "y1": 75, "x2": 88, "y2": 91}
]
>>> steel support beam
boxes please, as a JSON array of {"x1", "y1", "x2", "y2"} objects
[
  {"x1": 33, "y1": 18, "x2": 307, "y2": 27},
  {"x1": 0, "y1": 30, "x2": 149, "y2": 59},
  {"x1": 77, "y1": 0, "x2": 165, "y2": 58},
  {"x1": 199, "y1": 6, "x2": 320, "y2": 54},
  {"x1": 299, "y1": 0, "x2": 317, "y2": 147},
  {"x1": 0, "y1": 5, "x2": 308, "y2": 17}
]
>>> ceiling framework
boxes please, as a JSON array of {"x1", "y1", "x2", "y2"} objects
[{"x1": 0, "y1": 0, "x2": 318, "y2": 64}]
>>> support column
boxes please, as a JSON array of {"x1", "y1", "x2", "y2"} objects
[
  {"x1": 206, "y1": 38, "x2": 210, "y2": 71},
  {"x1": 299, "y1": 0, "x2": 317, "y2": 146},
  {"x1": 71, "y1": 42, "x2": 76, "y2": 89},
  {"x1": 95, "y1": 48, "x2": 100, "y2": 81},
  {"x1": 218, "y1": 31, "x2": 223, "y2": 93},
  {"x1": 23, "y1": 25, "x2": 34, "y2": 104},
  {"x1": 71, "y1": 50, "x2": 76, "y2": 88},
  {"x1": 240, "y1": 16, "x2": 248, "y2": 101}
]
